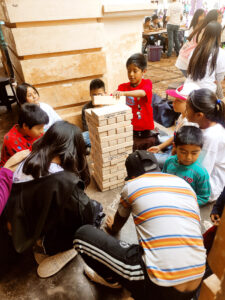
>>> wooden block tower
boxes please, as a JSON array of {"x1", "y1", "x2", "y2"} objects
[{"x1": 86, "y1": 104, "x2": 133, "y2": 191}]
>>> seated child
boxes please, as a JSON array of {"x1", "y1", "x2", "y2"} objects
[
  {"x1": 0, "y1": 103, "x2": 49, "y2": 167},
  {"x1": 114, "y1": 53, "x2": 157, "y2": 150},
  {"x1": 163, "y1": 126, "x2": 210, "y2": 206},
  {"x1": 186, "y1": 88, "x2": 225, "y2": 202},
  {"x1": 16, "y1": 83, "x2": 61, "y2": 131},
  {"x1": 148, "y1": 82, "x2": 199, "y2": 168},
  {"x1": 82, "y1": 79, "x2": 105, "y2": 147}
]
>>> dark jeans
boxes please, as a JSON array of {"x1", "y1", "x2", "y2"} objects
[
  {"x1": 74, "y1": 225, "x2": 198, "y2": 300},
  {"x1": 167, "y1": 24, "x2": 180, "y2": 57}
]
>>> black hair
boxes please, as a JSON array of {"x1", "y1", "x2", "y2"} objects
[
  {"x1": 18, "y1": 103, "x2": 49, "y2": 129},
  {"x1": 90, "y1": 79, "x2": 105, "y2": 92},
  {"x1": 145, "y1": 17, "x2": 151, "y2": 23},
  {"x1": 126, "y1": 53, "x2": 147, "y2": 71},
  {"x1": 189, "y1": 9, "x2": 205, "y2": 30},
  {"x1": 188, "y1": 88, "x2": 225, "y2": 127},
  {"x1": 175, "y1": 126, "x2": 203, "y2": 148},
  {"x1": 16, "y1": 83, "x2": 39, "y2": 105},
  {"x1": 152, "y1": 14, "x2": 159, "y2": 22},
  {"x1": 22, "y1": 120, "x2": 90, "y2": 186}
]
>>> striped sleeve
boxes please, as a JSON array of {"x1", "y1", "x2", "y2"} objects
[{"x1": 118, "y1": 183, "x2": 132, "y2": 218}]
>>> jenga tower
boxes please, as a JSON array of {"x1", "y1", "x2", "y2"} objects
[{"x1": 85, "y1": 104, "x2": 133, "y2": 191}]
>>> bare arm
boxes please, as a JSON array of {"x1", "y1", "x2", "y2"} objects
[
  {"x1": 113, "y1": 90, "x2": 146, "y2": 99},
  {"x1": 148, "y1": 136, "x2": 173, "y2": 153},
  {"x1": 106, "y1": 210, "x2": 129, "y2": 234}
]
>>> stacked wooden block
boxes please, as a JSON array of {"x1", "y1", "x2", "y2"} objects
[{"x1": 86, "y1": 104, "x2": 133, "y2": 191}]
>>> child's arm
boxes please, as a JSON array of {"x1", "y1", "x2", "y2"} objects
[
  {"x1": 148, "y1": 136, "x2": 173, "y2": 153},
  {"x1": 210, "y1": 188, "x2": 225, "y2": 226},
  {"x1": 195, "y1": 177, "x2": 211, "y2": 207},
  {"x1": 113, "y1": 90, "x2": 146, "y2": 99}
]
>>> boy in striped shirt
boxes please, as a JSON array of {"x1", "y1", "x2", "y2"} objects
[{"x1": 74, "y1": 151, "x2": 206, "y2": 300}]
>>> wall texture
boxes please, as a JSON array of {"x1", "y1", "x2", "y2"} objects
[{"x1": 0, "y1": 0, "x2": 155, "y2": 128}]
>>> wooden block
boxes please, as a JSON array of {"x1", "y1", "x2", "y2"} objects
[
  {"x1": 93, "y1": 95, "x2": 126, "y2": 106},
  {"x1": 118, "y1": 147, "x2": 126, "y2": 154},
  {"x1": 11, "y1": 23, "x2": 104, "y2": 56},
  {"x1": 97, "y1": 121, "x2": 131, "y2": 133},
  {"x1": 116, "y1": 115, "x2": 125, "y2": 123},
  {"x1": 110, "y1": 150, "x2": 118, "y2": 156},
  {"x1": 110, "y1": 184, "x2": 118, "y2": 190},
  {"x1": 199, "y1": 274, "x2": 221, "y2": 300},
  {"x1": 125, "y1": 113, "x2": 133, "y2": 121},
  {"x1": 107, "y1": 117, "x2": 116, "y2": 125},
  {"x1": 125, "y1": 125, "x2": 133, "y2": 132},
  {"x1": 109, "y1": 139, "x2": 117, "y2": 147},
  {"x1": 108, "y1": 129, "x2": 116, "y2": 136},
  {"x1": 2, "y1": 0, "x2": 102, "y2": 23},
  {"x1": 110, "y1": 176, "x2": 117, "y2": 182},
  {"x1": 208, "y1": 208, "x2": 225, "y2": 279},
  {"x1": 117, "y1": 127, "x2": 125, "y2": 134},
  {"x1": 91, "y1": 104, "x2": 131, "y2": 121},
  {"x1": 21, "y1": 52, "x2": 106, "y2": 85},
  {"x1": 126, "y1": 136, "x2": 133, "y2": 142},
  {"x1": 118, "y1": 138, "x2": 125, "y2": 144}
]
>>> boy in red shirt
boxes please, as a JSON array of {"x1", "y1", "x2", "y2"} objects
[
  {"x1": 114, "y1": 53, "x2": 157, "y2": 150},
  {"x1": 0, "y1": 103, "x2": 49, "y2": 167}
]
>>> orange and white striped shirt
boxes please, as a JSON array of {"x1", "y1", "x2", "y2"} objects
[{"x1": 118, "y1": 173, "x2": 206, "y2": 287}]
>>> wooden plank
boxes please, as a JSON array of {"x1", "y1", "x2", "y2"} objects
[
  {"x1": 37, "y1": 80, "x2": 93, "y2": 109},
  {"x1": 2, "y1": 0, "x2": 102, "y2": 23},
  {"x1": 21, "y1": 52, "x2": 106, "y2": 85},
  {"x1": 199, "y1": 274, "x2": 221, "y2": 300},
  {"x1": 57, "y1": 105, "x2": 83, "y2": 129},
  {"x1": 93, "y1": 95, "x2": 126, "y2": 106},
  {"x1": 11, "y1": 23, "x2": 104, "y2": 56},
  {"x1": 208, "y1": 208, "x2": 225, "y2": 279},
  {"x1": 2, "y1": 24, "x2": 17, "y2": 54},
  {"x1": 7, "y1": 48, "x2": 24, "y2": 82}
]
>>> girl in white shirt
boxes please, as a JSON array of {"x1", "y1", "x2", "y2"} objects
[
  {"x1": 186, "y1": 88, "x2": 225, "y2": 202},
  {"x1": 16, "y1": 83, "x2": 61, "y2": 131},
  {"x1": 186, "y1": 21, "x2": 225, "y2": 98},
  {"x1": 176, "y1": 9, "x2": 222, "y2": 77}
]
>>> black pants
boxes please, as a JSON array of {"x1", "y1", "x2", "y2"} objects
[{"x1": 74, "y1": 225, "x2": 197, "y2": 300}]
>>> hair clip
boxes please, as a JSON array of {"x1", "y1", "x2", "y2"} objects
[{"x1": 217, "y1": 99, "x2": 221, "y2": 104}]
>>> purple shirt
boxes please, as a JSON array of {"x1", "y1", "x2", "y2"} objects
[{"x1": 0, "y1": 168, "x2": 13, "y2": 215}]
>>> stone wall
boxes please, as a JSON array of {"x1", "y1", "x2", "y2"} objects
[{"x1": 0, "y1": 0, "x2": 156, "y2": 128}]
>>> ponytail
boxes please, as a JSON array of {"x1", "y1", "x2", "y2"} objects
[{"x1": 188, "y1": 89, "x2": 225, "y2": 127}]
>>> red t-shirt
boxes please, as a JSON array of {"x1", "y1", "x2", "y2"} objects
[
  {"x1": 0, "y1": 125, "x2": 38, "y2": 167},
  {"x1": 118, "y1": 78, "x2": 154, "y2": 131}
]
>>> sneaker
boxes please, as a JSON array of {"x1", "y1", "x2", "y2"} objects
[
  {"x1": 84, "y1": 264, "x2": 122, "y2": 289},
  {"x1": 37, "y1": 248, "x2": 77, "y2": 278}
]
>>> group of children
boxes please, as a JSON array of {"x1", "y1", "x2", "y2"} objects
[{"x1": 0, "y1": 8, "x2": 224, "y2": 298}]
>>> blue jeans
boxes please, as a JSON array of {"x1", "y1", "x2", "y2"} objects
[
  {"x1": 167, "y1": 24, "x2": 180, "y2": 57},
  {"x1": 82, "y1": 131, "x2": 91, "y2": 148}
]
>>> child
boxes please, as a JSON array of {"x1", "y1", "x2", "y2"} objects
[
  {"x1": 8, "y1": 121, "x2": 104, "y2": 277},
  {"x1": 186, "y1": 88, "x2": 225, "y2": 202},
  {"x1": 186, "y1": 21, "x2": 225, "y2": 98},
  {"x1": 163, "y1": 126, "x2": 210, "y2": 206},
  {"x1": 0, "y1": 103, "x2": 49, "y2": 167},
  {"x1": 148, "y1": 82, "x2": 199, "y2": 168},
  {"x1": 114, "y1": 53, "x2": 156, "y2": 150},
  {"x1": 176, "y1": 9, "x2": 223, "y2": 77},
  {"x1": 81, "y1": 79, "x2": 106, "y2": 148},
  {"x1": 16, "y1": 83, "x2": 61, "y2": 131}
]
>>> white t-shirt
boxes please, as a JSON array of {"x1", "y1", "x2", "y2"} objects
[
  {"x1": 40, "y1": 102, "x2": 61, "y2": 131},
  {"x1": 185, "y1": 48, "x2": 225, "y2": 93},
  {"x1": 175, "y1": 114, "x2": 198, "y2": 132},
  {"x1": 166, "y1": 1, "x2": 183, "y2": 26},
  {"x1": 200, "y1": 124, "x2": 225, "y2": 201}
]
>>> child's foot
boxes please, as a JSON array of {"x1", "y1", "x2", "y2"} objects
[{"x1": 84, "y1": 264, "x2": 122, "y2": 289}]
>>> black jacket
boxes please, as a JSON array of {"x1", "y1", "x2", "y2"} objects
[{"x1": 6, "y1": 171, "x2": 102, "y2": 255}]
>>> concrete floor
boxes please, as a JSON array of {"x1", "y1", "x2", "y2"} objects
[{"x1": 0, "y1": 56, "x2": 222, "y2": 299}]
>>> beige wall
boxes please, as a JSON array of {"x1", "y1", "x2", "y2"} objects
[{"x1": 0, "y1": 0, "x2": 156, "y2": 128}]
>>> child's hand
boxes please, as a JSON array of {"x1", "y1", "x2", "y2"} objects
[
  {"x1": 105, "y1": 214, "x2": 115, "y2": 234},
  {"x1": 112, "y1": 90, "x2": 124, "y2": 99},
  {"x1": 147, "y1": 145, "x2": 161, "y2": 153},
  {"x1": 210, "y1": 214, "x2": 221, "y2": 226}
]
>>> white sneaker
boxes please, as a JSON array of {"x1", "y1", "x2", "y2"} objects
[
  {"x1": 37, "y1": 248, "x2": 77, "y2": 278},
  {"x1": 84, "y1": 264, "x2": 122, "y2": 289}
]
